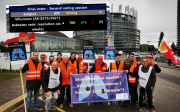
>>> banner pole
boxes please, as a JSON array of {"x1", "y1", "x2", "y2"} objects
[
  {"x1": 19, "y1": 64, "x2": 27, "y2": 112},
  {"x1": 88, "y1": 62, "x2": 90, "y2": 106},
  {"x1": 1, "y1": 59, "x2": 5, "y2": 72},
  {"x1": 108, "y1": 62, "x2": 110, "y2": 106}
]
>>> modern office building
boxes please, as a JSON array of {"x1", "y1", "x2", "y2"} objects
[
  {"x1": 73, "y1": 5, "x2": 140, "y2": 53},
  {"x1": 30, "y1": 32, "x2": 93, "y2": 53},
  {"x1": 178, "y1": 0, "x2": 180, "y2": 56}
]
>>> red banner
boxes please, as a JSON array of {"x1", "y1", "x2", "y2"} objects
[
  {"x1": 6, "y1": 32, "x2": 36, "y2": 45},
  {"x1": 158, "y1": 37, "x2": 180, "y2": 64}
]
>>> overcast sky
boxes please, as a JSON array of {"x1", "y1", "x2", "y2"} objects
[{"x1": 1, "y1": 0, "x2": 177, "y2": 48}]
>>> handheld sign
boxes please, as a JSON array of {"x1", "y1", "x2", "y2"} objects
[
  {"x1": 8, "y1": 42, "x2": 27, "y2": 65},
  {"x1": 104, "y1": 46, "x2": 116, "y2": 60},
  {"x1": 8, "y1": 42, "x2": 27, "y2": 112},
  {"x1": 83, "y1": 45, "x2": 95, "y2": 63}
]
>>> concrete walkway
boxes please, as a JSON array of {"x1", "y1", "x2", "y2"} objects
[{"x1": 0, "y1": 75, "x2": 26, "y2": 106}]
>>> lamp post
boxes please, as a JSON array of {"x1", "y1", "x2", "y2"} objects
[{"x1": 147, "y1": 41, "x2": 151, "y2": 53}]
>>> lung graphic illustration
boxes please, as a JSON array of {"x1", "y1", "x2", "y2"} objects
[
  {"x1": 12, "y1": 48, "x2": 25, "y2": 60},
  {"x1": 93, "y1": 75, "x2": 108, "y2": 99},
  {"x1": 78, "y1": 76, "x2": 91, "y2": 101}
]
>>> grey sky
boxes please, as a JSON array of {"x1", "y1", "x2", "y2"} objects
[{"x1": 0, "y1": 0, "x2": 177, "y2": 48}]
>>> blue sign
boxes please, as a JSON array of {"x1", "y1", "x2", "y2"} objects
[
  {"x1": 8, "y1": 42, "x2": 27, "y2": 65},
  {"x1": 104, "y1": 46, "x2": 116, "y2": 60},
  {"x1": 83, "y1": 45, "x2": 95, "y2": 60},
  {"x1": 3, "y1": 52, "x2": 8, "y2": 58},
  {"x1": 70, "y1": 71, "x2": 130, "y2": 103}
]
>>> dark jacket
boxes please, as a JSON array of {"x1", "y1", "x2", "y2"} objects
[
  {"x1": 124, "y1": 66, "x2": 137, "y2": 82},
  {"x1": 136, "y1": 65, "x2": 156, "y2": 88},
  {"x1": 153, "y1": 64, "x2": 161, "y2": 73},
  {"x1": 42, "y1": 67, "x2": 62, "y2": 93},
  {"x1": 22, "y1": 59, "x2": 43, "y2": 89},
  {"x1": 69, "y1": 57, "x2": 79, "y2": 74},
  {"x1": 90, "y1": 61, "x2": 108, "y2": 73}
]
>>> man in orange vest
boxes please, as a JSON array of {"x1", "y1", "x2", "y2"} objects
[
  {"x1": 19, "y1": 52, "x2": 43, "y2": 112},
  {"x1": 69, "y1": 52, "x2": 79, "y2": 74},
  {"x1": 121, "y1": 59, "x2": 137, "y2": 110},
  {"x1": 54, "y1": 52, "x2": 63, "y2": 65},
  {"x1": 129, "y1": 53, "x2": 137, "y2": 68},
  {"x1": 58, "y1": 55, "x2": 76, "y2": 108},
  {"x1": 89, "y1": 55, "x2": 107, "y2": 104},
  {"x1": 89, "y1": 55, "x2": 108, "y2": 73},
  {"x1": 77, "y1": 53, "x2": 88, "y2": 74},
  {"x1": 109, "y1": 53, "x2": 124, "y2": 72},
  {"x1": 109, "y1": 53, "x2": 124, "y2": 104}
]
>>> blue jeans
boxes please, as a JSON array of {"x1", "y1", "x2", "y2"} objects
[{"x1": 26, "y1": 89, "x2": 39, "y2": 109}]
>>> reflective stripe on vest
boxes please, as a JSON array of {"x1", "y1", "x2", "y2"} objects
[
  {"x1": 26, "y1": 60, "x2": 42, "y2": 80},
  {"x1": 79, "y1": 60, "x2": 85, "y2": 74},
  {"x1": 94, "y1": 61, "x2": 107, "y2": 73},
  {"x1": 128, "y1": 66, "x2": 136, "y2": 83}
]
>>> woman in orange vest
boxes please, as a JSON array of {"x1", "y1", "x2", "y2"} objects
[
  {"x1": 109, "y1": 53, "x2": 124, "y2": 72},
  {"x1": 121, "y1": 59, "x2": 137, "y2": 110},
  {"x1": 77, "y1": 53, "x2": 88, "y2": 74},
  {"x1": 58, "y1": 55, "x2": 76, "y2": 109},
  {"x1": 69, "y1": 52, "x2": 79, "y2": 74}
]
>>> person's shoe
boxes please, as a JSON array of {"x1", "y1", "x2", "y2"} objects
[
  {"x1": 49, "y1": 106, "x2": 56, "y2": 110},
  {"x1": 121, "y1": 103, "x2": 127, "y2": 107},
  {"x1": 45, "y1": 110, "x2": 49, "y2": 112},
  {"x1": 69, "y1": 103, "x2": 73, "y2": 107},
  {"x1": 35, "y1": 106, "x2": 43, "y2": 110},
  {"x1": 150, "y1": 108, "x2": 155, "y2": 112},
  {"x1": 139, "y1": 107, "x2": 143, "y2": 112},
  {"x1": 98, "y1": 102, "x2": 103, "y2": 104},
  {"x1": 93, "y1": 102, "x2": 97, "y2": 104},
  {"x1": 60, "y1": 104, "x2": 63, "y2": 109},
  {"x1": 131, "y1": 104, "x2": 136, "y2": 110}
]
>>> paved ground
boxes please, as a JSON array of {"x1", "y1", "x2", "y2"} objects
[
  {"x1": 0, "y1": 75, "x2": 26, "y2": 106},
  {"x1": 15, "y1": 66, "x2": 180, "y2": 112}
]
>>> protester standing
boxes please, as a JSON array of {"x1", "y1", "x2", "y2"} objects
[
  {"x1": 137, "y1": 58, "x2": 156, "y2": 112},
  {"x1": 54, "y1": 52, "x2": 63, "y2": 65},
  {"x1": 18, "y1": 52, "x2": 43, "y2": 112},
  {"x1": 69, "y1": 52, "x2": 79, "y2": 74},
  {"x1": 121, "y1": 59, "x2": 137, "y2": 110},
  {"x1": 77, "y1": 53, "x2": 88, "y2": 74},
  {"x1": 58, "y1": 55, "x2": 76, "y2": 108}
]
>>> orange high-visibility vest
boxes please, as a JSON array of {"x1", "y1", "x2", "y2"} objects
[
  {"x1": 128, "y1": 66, "x2": 136, "y2": 83},
  {"x1": 79, "y1": 59, "x2": 85, "y2": 74},
  {"x1": 26, "y1": 60, "x2": 42, "y2": 80},
  {"x1": 111, "y1": 62, "x2": 124, "y2": 72},
  {"x1": 132, "y1": 59, "x2": 137, "y2": 68},
  {"x1": 54, "y1": 59, "x2": 62, "y2": 65},
  {"x1": 94, "y1": 61, "x2": 107, "y2": 73},
  {"x1": 69, "y1": 60, "x2": 77, "y2": 73}
]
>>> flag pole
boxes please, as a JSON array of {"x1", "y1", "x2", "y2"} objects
[{"x1": 19, "y1": 64, "x2": 27, "y2": 112}]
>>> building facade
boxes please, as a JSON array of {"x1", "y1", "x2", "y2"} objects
[
  {"x1": 73, "y1": 5, "x2": 140, "y2": 53},
  {"x1": 178, "y1": 0, "x2": 180, "y2": 56},
  {"x1": 30, "y1": 32, "x2": 93, "y2": 53}
]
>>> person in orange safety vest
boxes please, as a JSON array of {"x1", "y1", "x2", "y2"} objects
[
  {"x1": 69, "y1": 52, "x2": 79, "y2": 74},
  {"x1": 77, "y1": 53, "x2": 88, "y2": 74},
  {"x1": 58, "y1": 55, "x2": 76, "y2": 109},
  {"x1": 109, "y1": 53, "x2": 124, "y2": 72},
  {"x1": 18, "y1": 52, "x2": 43, "y2": 112},
  {"x1": 121, "y1": 59, "x2": 137, "y2": 110}
]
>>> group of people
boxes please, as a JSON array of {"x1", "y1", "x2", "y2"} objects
[{"x1": 19, "y1": 51, "x2": 161, "y2": 112}]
